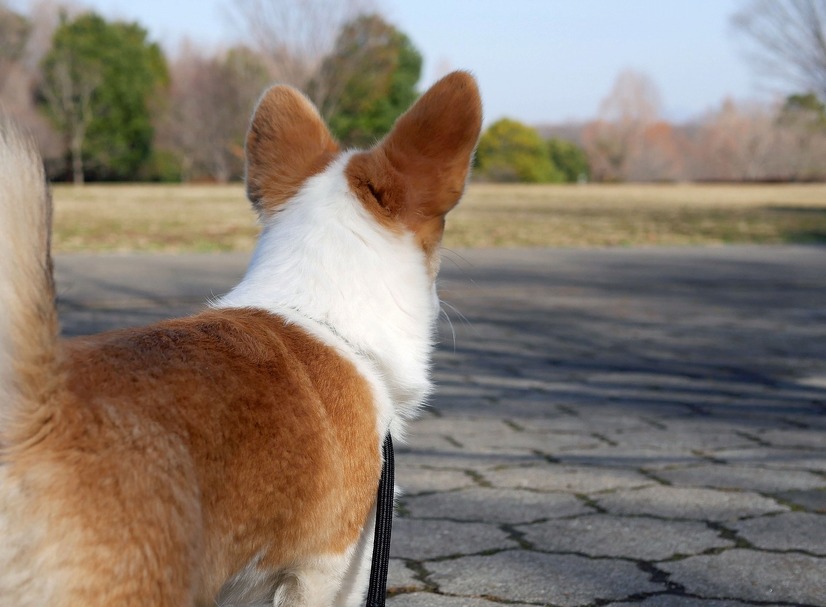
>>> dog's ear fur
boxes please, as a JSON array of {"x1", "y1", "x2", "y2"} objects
[
  {"x1": 246, "y1": 86, "x2": 340, "y2": 216},
  {"x1": 346, "y1": 71, "x2": 482, "y2": 251}
]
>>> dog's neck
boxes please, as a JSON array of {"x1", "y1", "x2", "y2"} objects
[{"x1": 216, "y1": 158, "x2": 437, "y2": 426}]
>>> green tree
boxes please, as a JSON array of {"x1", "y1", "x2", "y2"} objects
[
  {"x1": 777, "y1": 92, "x2": 826, "y2": 180},
  {"x1": 476, "y1": 118, "x2": 562, "y2": 183},
  {"x1": 547, "y1": 138, "x2": 590, "y2": 183},
  {"x1": 312, "y1": 14, "x2": 422, "y2": 148},
  {"x1": 39, "y1": 12, "x2": 167, "y2": 182},
  {"x1": 780, "y1": 92, "x2": 826, "y2": 127}
]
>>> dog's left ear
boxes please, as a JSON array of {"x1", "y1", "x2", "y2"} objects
[
  {"x1": 246, "y1": 86, "x2": 340, "y2": 217},
  {"x1": 346, "y1": 71, "x2": 482, "y2": 247}
]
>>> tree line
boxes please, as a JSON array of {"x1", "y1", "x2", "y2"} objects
[
  {"x1": 476, "y1": 0, "x2": 826, "y2": 183},
  {"x1": 0, "y1": 0, "x2": 423, "y2": 183},
  {"x1": 2, "y1": 0, "x2": 825, "y2": 184},
  {"x1": 458, "y1": 74, "x2": 826, "y2": 184},
  {"x1": 528, "y1": 71, "x2": 826, "y2": 183}
]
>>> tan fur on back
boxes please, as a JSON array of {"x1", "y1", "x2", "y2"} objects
[{"x1": 8, "y1": 309, "x2": 379, "y2": 604}]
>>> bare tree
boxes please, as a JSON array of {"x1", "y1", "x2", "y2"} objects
[
  {"x1": 0, "y1": 1, "x2": 30, "y2": 91},
  {"x1": 23, "y1": 0, "x2": 84, "y2": 68},
  {"x1": 0, "y1": 1, "x2": 66, "y2": 168},
  {"x1": 690, "y1": 99, "x2": 781, "y2": 181},
  {"x1": 598, "y1": 69, "x2": 662, "y2": 125},
  {"x1": 34, "y1": 8, "x2": 108, "y2": 185},
  {"x1": 225, "y1": 0, "x2": 372, "y2": 109},
  {"x1": 627, "y1": 121, "x2": 686, "y2": 182},
  {"x1": 40, "y1": 50, "x2": 101, "y2": 184},
  {"x1": 732, "y1": 0, "x2": 826, "y2": 100},
  {"x1": 156, "y1": 42, "x2": 269, "y2": 182},
  {"x1": 582, "y1": 69, "x2": 664, "y2": 181}
]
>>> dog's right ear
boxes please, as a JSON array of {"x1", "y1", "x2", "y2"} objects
[{"x1": 245, "y1": 86, "x2": 340, "y2": 217}]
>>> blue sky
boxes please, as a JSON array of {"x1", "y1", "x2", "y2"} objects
[{"x1": 27, "y1": 0, "x2": 769, "y2": 125}]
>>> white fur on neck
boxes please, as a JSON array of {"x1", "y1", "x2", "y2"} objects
[{"x1": 215, "y1": 154, "x2": 437, "y2": 436}]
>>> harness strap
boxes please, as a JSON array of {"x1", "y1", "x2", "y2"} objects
[{"x1": 365, "y1": 434, "x2": 394, "y2": 607}]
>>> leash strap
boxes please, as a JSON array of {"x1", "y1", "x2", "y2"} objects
[{"x1": 365, "y1": 434, "x2": 394, "y2": 607}]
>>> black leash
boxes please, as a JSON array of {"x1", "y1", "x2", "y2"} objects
[{"x1": 365, "y1": 434, "x2": 394, "y2": 607}]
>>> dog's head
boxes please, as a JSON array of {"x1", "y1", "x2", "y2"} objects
[
  {"x1": 227, "y1": 73, "x2": 481, "y2": 416},
  {"x1": 244, "y1": 71, "x2": 482, "y2": 277}
]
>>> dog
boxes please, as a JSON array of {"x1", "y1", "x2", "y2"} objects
[{"x1": 0, "y1": 71, "x2": 482, "y2": 606}]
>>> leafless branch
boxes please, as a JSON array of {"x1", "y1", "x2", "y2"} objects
[
  {"x1": 732, "y1": 0, "x2": 826, "y2": 99},
  {"x1": 225, "y1": 0, "x2": 372, "y2": 95}
]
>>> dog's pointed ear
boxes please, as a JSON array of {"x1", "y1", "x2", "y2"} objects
[
  {"x1": 346, "y1": 71, "x2": 482, "y2": 248},
  {"x1": 245, "y1": 86, "x2": 340, "y2": 217}
]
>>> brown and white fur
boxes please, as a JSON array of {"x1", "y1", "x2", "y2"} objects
[{"x1": 0, "y1": 72, "x2": 482, "y2": 606}]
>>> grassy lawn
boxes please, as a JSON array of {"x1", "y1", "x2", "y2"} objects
[{"x1": 52, "y1": 182, "x2": 826, "y2": 253}]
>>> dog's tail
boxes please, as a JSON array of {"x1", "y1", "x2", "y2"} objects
[{"x1": 0, "y1": 114, "x2": 61, "y2": 446}]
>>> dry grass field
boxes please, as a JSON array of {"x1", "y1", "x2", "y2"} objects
[{"x1": 51, "y1": 182, "x2": 826, "y2": 252}]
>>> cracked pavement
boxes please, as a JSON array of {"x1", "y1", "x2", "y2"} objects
[{"x1": 55, "y1": 246, "x2": 826, "y2": 607}]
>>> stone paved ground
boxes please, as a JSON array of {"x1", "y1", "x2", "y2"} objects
[{"x1": 55, "y1": 246, "x2": 826, "y2": 607}]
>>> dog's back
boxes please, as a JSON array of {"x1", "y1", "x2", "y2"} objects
[
  {"x1": 0, "y1": 72, "x2": 481, "y2": 606},
  {"x1": 0, "y1": 125, "x2": 381, "y2": 605}
]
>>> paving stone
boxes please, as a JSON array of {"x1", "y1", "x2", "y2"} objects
[
  {"x1": 427, "y1": 550, "x2": 663, "y2": 606},
  {"x1": 390, "y1": 519, "x2": 516, "y2": 561},
  {"x1": 426, "y1": 399, "x2": 499, "y2": 418},
  {"x1": 753, "y1": 428, "x2": 826, "y2": 449},
  {"x1": 780, "y1": 414, "x2": 826, "y2": 430},
  {"x1": 511, "y1": 411, "x2": 657, "y2": 433},
  {"x1": 430, "y1": 382, "x2": 508, "y2": 400},
  {"x1": 732, "y1": 512, "x2": 826, "y2": 554},
  {"x1": 482, "y1": 464, "x2": 653, "y2": 494},
  {"x1": 796, "y1": 374, "x2": 826, "y2": 389},
  {"x1": 400, "y1": 431, "x2": 465, "y2": 455},
  {"x1": 661, "y1": 549, "x2": 826, "y2": 605},
  {"x1": 538, "y1": 399, "x2": 698, "y2": 420},
  {"x1": 775, "y1": 488, "x2": 826, "y2": 513},
  {"x1": 399, "y1": 450, "x2": 544, "y2": 472},
  {"x1": 557, "y1": 446, "x2": 703, "y2": 470},
  {"x1": 387, "y1": 559, "x2": 427, "y2": 593},
  {"x1": 608, "y1": 597, "x2": 752, "y2": 607},
  {"x1": 402, "y1": 486, "x2": 590, "y2": 524},
  {"x1": 602, "y1": 428, "x2": 758, "y2": 452},
  {"x1": 596, "y1": 486, "x2": 787, "y2": 522},
  {"x1": 519, "y1": 515, "x2": 732, "y2": 560},
  {"x1": 703, "y1": 400, "x2": 823, "y2": 419},
  {"x1": 656, "y1": 463, "x2": 826, "y2": 493},
  {"x1": 387, "y1": 592, "x2": 532, "y2": 607},
  {"x1": 407, "y1": 416, "x2": 593, "y2": 454},
  {"x1": 645, "y1": 416, "x2": 786, "y2": 435},
  {"x1": 712, "y1": 447, "x2": 826, "y2": 472},
  {"x1": 466, "y1": 373, "x2": 559, "y2": 392},
  {"x1": 396, "y1": 466, "x2": 477, "y2": 496},
  {"x1": 452, "y1": 428, "x2": 598, "y2": 454},
  {"x1": 582, "y1": 372, "x2": 726, "y2": 392}
]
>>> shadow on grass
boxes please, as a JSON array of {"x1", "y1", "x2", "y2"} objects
[{"x1": 766, "y1": 206, "x2": 826, "y2": 243}]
